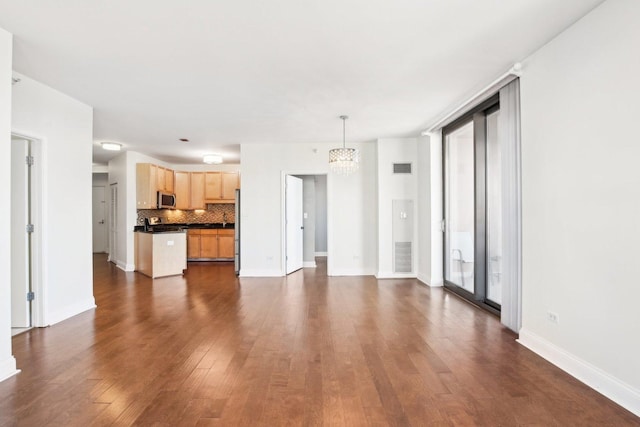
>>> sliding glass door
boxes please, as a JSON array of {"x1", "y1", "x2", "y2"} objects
[
  {"x1": 444, "y1": 121, "x2": 475, "y2": 293},
  {"x1": 443, "y1": 95, "x2": 501, "y2": 313}
]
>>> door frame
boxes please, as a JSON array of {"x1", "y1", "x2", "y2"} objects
[
  {"x1": 285, "y1": 175, "x2": 304, "y2": 274},
  {"x1": 11, "y1": 130, "x2": 45, "y2": 328},
  {"x1": 280, "y1": 171, "x2": 331, "y2": 276}
]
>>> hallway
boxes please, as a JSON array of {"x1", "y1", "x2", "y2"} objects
[{"x1": 0, "y1": 255, "x2": 637, "y2": 426}]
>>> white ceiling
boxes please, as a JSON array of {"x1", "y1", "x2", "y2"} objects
[{"x1": 0, "y1": 0, "x2": 604, "y2": 165}]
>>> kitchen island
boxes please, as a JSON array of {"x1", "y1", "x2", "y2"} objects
[{"x1": 134, "y1": 230, "x2": 187, "y2": 278}]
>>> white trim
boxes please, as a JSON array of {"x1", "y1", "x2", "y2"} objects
[
  {"x1": 422, "y1": 64, "x2": 522, "y2": 134},
  {"x1": 47, "y1": 299, "x2": 96, "y2": 326},
  {"x1": 303, "y1": 261, "x2": 317, "y2": 268},
  {"x1": 375, "y1": 272, "x2": 416, "y2": 279},
  {"x1": 10, "y1": 130, "x2": 45, "y2": 329},
  {"x1": 417, "y1": 273, "x2": 443, "y2": 287},
  {"x1": 315, "y1": 252, "x2": 328, "y2": 257},
  {"x1": 239, "y1": 269, "x2": 283, "y2": 277},
  {"x1": 329, "y1": 268, "x2": 375, "y2": 277},
  {"x1": 518, "y1": 328, "x2": 640, "y2": 417},
  {"x1": 115, "y1": 260, "x2": 134, "y2": 272},
  {"x1": 0, "y1": 356, "x2": 19, "y2": 383}
]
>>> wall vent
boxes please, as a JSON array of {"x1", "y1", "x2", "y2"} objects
[
  {"x1": 394, "y1": 242, "x2": 412, "y2": 273},
  {"x1": 393, "y1": 163, "x2": 412, "y2": 174}
]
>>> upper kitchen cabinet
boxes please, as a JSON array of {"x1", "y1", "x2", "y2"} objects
[
  {"x1": 205, "y1": 172, "x2": 239, "y2": 203},
  {"x1": 157, "y1": 166, "x2": 174, "y2": 193},
  {"x1": 136, "y1": 163, "x2": 158, "y2": 209},
  {"x1": 137, "y1": 163, "x2": 176, "y2": 209},
  {"x1": 190, "y1": 172, "x2": 205, "y2": 210},
  {"x1": 174, "y1": 171, "x2": 190, "y2": 210},
  {"x1": 175, "y1": 171, "x2": 206, "y2": 210}
]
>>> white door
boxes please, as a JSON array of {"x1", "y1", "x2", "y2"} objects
[
  {"x1": 92, "y1": 186, "x2": 107, "y2": 253},
  {"x1": 109, "y1": 184, "x2": 117, "y2": 263},
  {"x1": 285, "y1": 175, "x2": 304, "y2": 274},
  {"x1": 11, "y1": 138, "x2": 30, "y2": 327}
]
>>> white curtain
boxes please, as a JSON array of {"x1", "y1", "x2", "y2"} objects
[{"x1": 499, "y1": 79, "x2": 522, "y2": 332}]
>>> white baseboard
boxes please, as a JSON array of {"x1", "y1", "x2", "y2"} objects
[
  {"x1": 416, "y1": 273, "x2": 443, "y2": 287},
  {"x1": 239, "y1": 269, "x2": 283, "y2": 277},
  {"x1": 115, "y1": 260, "x2": 135, "y2": 272},
  {"x1": 375, "y1": 271, "x2": 416, "y2": 279},
  {"x1": 315, "y1": 252, "x2": 328, "y2": 257},
  {"x1": 328, "y1": 268, "x2": 375, "y2": 277},
  {"x1": 47, "y1": 298, "x2": 97, "y2": 326},
  {"x1": 303, "y1": 261, "x2": 317, "y2": 268},
  {"x1": 518, "y1": 328, "x2": 640, "y2": 417},
  {"x1": 0, "y1": 356, "x2": 19, "y2": 383}
]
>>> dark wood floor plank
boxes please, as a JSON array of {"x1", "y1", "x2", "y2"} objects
[{"x1": 0, "y1": 254, "x2": 638, "y2": 426}]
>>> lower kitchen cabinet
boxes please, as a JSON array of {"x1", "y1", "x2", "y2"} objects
[{"x1": 187, "y1": 228, "x2": 234, "y2": 260}]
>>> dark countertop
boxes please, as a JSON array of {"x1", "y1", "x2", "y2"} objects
[{"x1": 134, "y1": 223, "x2": 235, "y2": 232}]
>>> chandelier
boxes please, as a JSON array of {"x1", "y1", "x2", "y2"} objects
[{"x1": 329, "y1": 115, "x2": 359, "y2": 175}]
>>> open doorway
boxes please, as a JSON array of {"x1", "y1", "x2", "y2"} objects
[
  {"x1": 282, "y1": 173, "x2": 328, "y2": 275},
  {"x1": 92, "y1": 173, "x2": 108, "y2": 253},
  {"x1": 10, "y1": 133, "x2": 43, "y2": 334}
]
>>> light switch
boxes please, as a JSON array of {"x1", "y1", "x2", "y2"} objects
[
  {"x1": 167, "y1": 240, "x2": 174, "y2": 246},
  {"x1": 303, "y1": 212, "x2": 308, "y2": 219}
]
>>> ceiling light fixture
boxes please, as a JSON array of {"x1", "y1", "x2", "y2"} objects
[
  {"x1": 101, "y1": 142, "x2": 122, "y2": 151},
  {"x1": 203, "y1": 154, "x2": 223, "y2": 164},
  {"x1": 329, "y1": 115, "x2": 359, "y2": 175}
]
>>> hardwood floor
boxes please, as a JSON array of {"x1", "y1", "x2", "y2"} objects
[{"x1": 1, "y1": 254, "x2": 638, "y2": 426}]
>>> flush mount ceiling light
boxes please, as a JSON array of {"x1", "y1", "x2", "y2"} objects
[
  {"x1": 329, "y1": 115, "x2": 359, "y2": 175},
  {"x1": 101, "y1": 142, "x2": 122, "y2": 151},
  {"x1": 203, "y1": 154, "x2": 223, "y2": 164}
]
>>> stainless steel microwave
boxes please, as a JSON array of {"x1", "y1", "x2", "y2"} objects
[{"x1": 157, "y1": 191, "x2": 176, "y2": 209}]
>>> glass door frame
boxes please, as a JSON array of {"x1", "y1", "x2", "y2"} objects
[{"x1": 442, "y1": 94, "x2": 500, "y2": 316}]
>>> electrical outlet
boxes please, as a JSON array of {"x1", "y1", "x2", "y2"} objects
[{"x1": 547, "y1": 311, "x2": 559, "y2": 324}]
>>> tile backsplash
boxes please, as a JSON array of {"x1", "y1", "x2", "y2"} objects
[{"x1": 137, "y1": 204, "x2": 235, "y2": 225}]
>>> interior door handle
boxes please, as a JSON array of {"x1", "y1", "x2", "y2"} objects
[
  {"x1": 300, "y1": 226, "x2": 304, "y2": 230},
  {"x1": 99, "y1": 220, "x2": 105, "y2": 224}
]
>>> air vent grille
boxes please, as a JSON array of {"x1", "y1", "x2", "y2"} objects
[
  {"x1": 394, "y1": 242, "x2": 412, "y2": 273},
  {"x1": 393, "y1": 163, "x2": 412, "y2": 174}
]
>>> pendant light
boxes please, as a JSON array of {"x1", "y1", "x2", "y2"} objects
[{"x1": 329, "y1": 115, "x2": 359, "y2": 175}]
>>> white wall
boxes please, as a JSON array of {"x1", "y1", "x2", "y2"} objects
[
  {"x1": 240, "y1": 142, "x2": 377, "y2": 276},
  {"x1": 11, "y1": 72, "x2": 95, "y2": 326},
  {"x1": 518, "y1": 0, "x2": 640, "y2": 415},
  {"x1": 314, "y1": 175, "x2": 327, "y2": 254},
  {"x1": 416, "y1": 135, "x2": 432, "y2": 285},
  {"x1": 376, "y1": 138, "x2": 418, "y2": 278},
  {"x1": 108, "y1": 151, "x2": 171, "y2": 270},
  {"x1": 0, "y1": 26, "x2": 18, "y2": 382}
]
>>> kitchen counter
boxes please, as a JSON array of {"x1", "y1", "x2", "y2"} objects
[
  {"x1": 134, "y1": 230, "x2": 187, "y2": 278},
  {"x1": 134, "y1": 223, "x2": 235, "y2": 232}
]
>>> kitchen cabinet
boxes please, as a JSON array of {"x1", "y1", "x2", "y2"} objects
[
  {"x1": 190, "y1": 172, "x2": 205, "y2": 209},
  {"x1": 204, "y1": 172, "x2": 239, "y2": 203},
  {"x1": 157, "y1": 166, "x2": 174, "y2": 193},
  {"x1": 136, "y1": 163, "x2": 158, "y2": 208},
  {"x1": 218, "y1": 229, "x2": 235, "y2": 258},
  {"x1": 187, "y1": 228, "x2": 234, "y2": 260},
  {"x1": 135, "y1": 231, "x2": 187, "y2": 278},
  {"x1": 174, "y1": 171, "x2": 190, "y2": 210},
  {"x1": 137, "y1": 163, "x2": 176, "y2": 209}
]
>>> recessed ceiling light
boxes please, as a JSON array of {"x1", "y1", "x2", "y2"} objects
[
  {"x1": 203, "y1": 154, "x2": 223, "y2": 164},
  {"x1": 179, "y1": 138, "x2": 189, "y2": 142},
  {"x1": 101, "y1": 142, "x2": 122, "y2": 151}
]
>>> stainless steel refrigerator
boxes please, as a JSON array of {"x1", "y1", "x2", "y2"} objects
[{"x1": 234, "y1": 189, "x2": 240, "y2": 275}]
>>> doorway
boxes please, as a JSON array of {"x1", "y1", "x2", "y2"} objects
[
  {"x1": 92, "y1": 173, "x2": 108, "y2": 253},
  {"x1": 443, "y1": 95, "x2": 501, "y2": 313},
  {"x1": 282, "y1": 173, "x2": 328, "y2": 276},
  {"x1": 10, "y1": 134, "x2": 42, "y2": 333}
]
